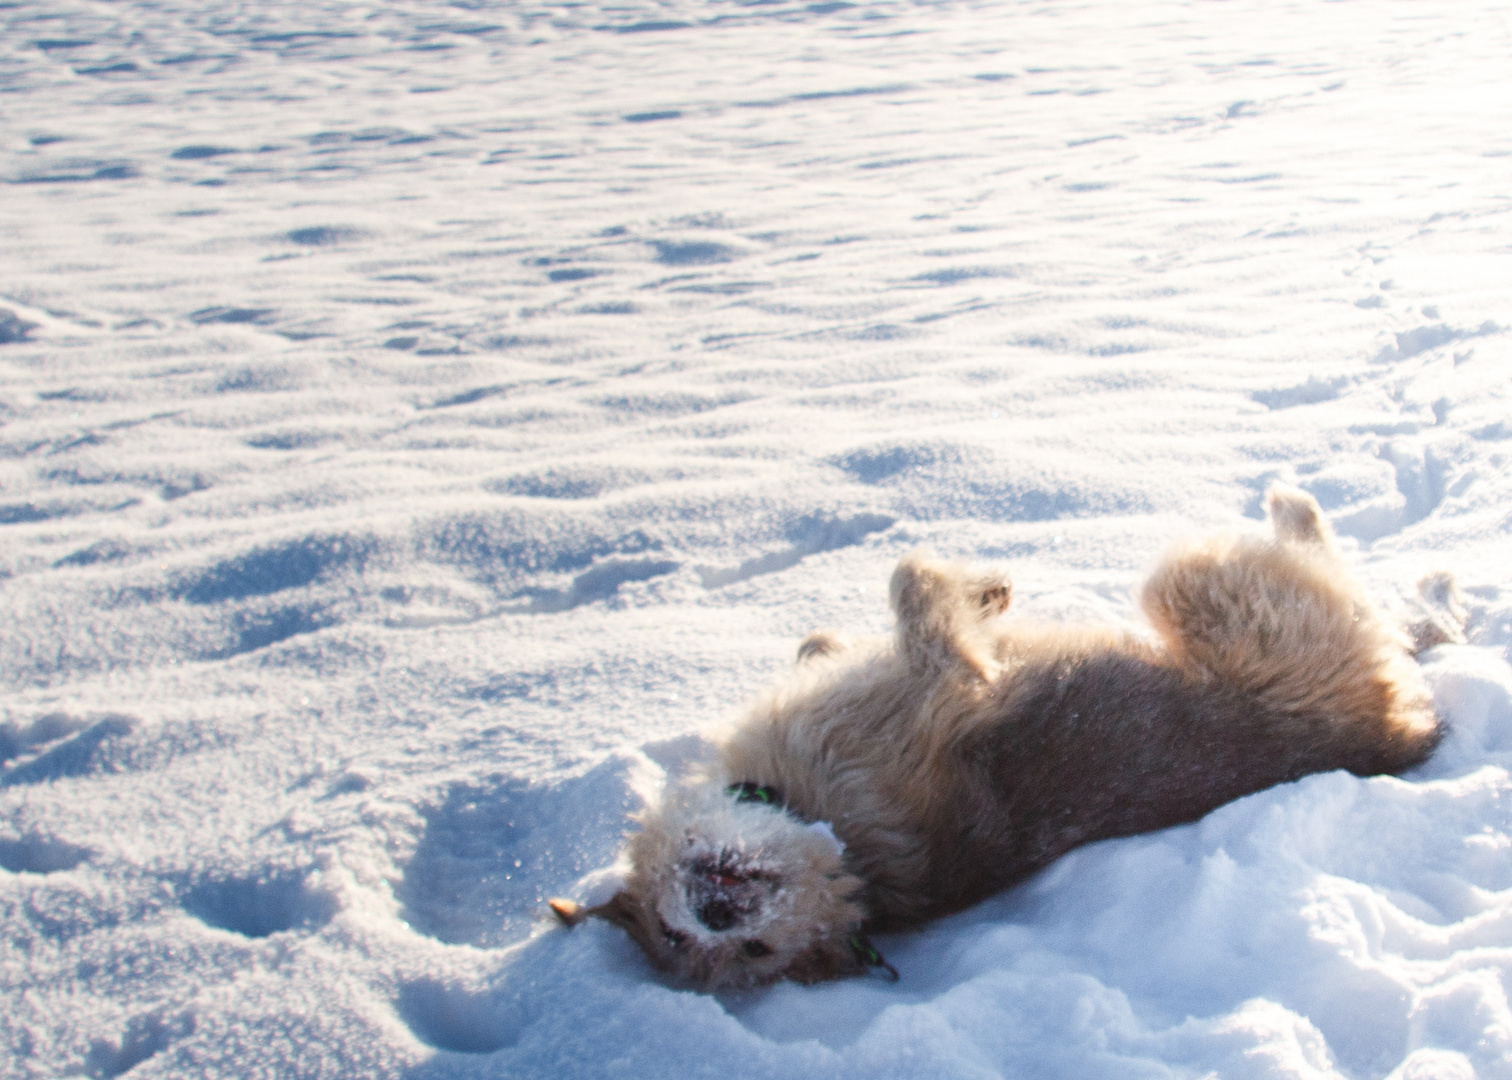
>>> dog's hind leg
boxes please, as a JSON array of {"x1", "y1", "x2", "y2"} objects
[
  {"x1": 1140, "y1": 483, "x2": 1441, "y2": 773},
  {"x1": 1407, "y1": 570, "x2": 1468, "y2": 653},
  {"x1": 1266, "y1": 480, "x2": 1336, "y2": 550},
  {"x1": 1264, "y1": 482, "x2": 1464, "y2": 655},
  {"x1": 889, "y1": 550, "x2": 1012, "y2": 680}
]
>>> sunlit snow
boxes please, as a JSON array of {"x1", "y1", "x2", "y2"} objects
[{"x1": 4, "y1": 0, "x2": 1512, "y2": 1076}]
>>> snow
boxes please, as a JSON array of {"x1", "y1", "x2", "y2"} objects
[{"x1": 3, "y1": 0, "x2": 1512, "y2": 1075}]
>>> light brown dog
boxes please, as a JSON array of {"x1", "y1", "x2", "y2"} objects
[{"x1": 553, "y1": 484, "x2": 1451, "y2": 989}]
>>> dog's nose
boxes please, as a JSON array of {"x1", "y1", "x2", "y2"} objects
[{"x1": 696, "y1": 898, "x2": 736, "y2": 931}]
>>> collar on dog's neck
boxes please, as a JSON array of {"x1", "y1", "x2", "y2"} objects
[
  {"x1": 728, "y1": 781, "x2": 782, "y2": 807},
  {"x1": 849, "y1": 931, "x2": 900, "y2": 981}
]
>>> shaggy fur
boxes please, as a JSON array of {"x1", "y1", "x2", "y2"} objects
[{"x1": 553, "y1": 485, "x2": 1450, "y2": 989}]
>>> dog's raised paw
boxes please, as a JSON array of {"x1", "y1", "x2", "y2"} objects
[
  {"x1": 1408, "y1": 570, "x2": 1468, "y2": 653},
  {"x1": 1267, "y1": 482, "x2": 1333, "y2": 547},
  {"x1": 974, "y1": 577, "x2": 1012, "y2": 618}
]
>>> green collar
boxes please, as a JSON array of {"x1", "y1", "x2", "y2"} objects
[
  {"x1": 727, "y1": 781, "x2": 782, "y2": 806},
  {"x1": 849, "y1": 931, "x2": 899, "y2": 981}
]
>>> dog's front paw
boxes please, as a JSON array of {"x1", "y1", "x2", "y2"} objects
[
  {"x1": 972, "y1": 574, "x2": 1012, "y2": 619},
  {"x1": 890, "y1": 550, "x2": 1011, "y2": 678},
  {"x1": 890, "y1": 552, "x2": 1011, "y2": 619}
]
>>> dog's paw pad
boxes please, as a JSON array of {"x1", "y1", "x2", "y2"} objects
[{"x1": 976, "y1": 581, "x2": 1012, "y2": 616}]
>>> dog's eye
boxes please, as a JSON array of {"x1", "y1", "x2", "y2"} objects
[
  {"x1": 659, "y1": 919, "x2": 689, "y2": 948},
  {"x1": 742, "y1": 940, "x2": 772, "y2": 958}
]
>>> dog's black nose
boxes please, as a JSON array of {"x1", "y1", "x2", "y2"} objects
[{"x1": 696, "y1": 898, "x2": 736, "y2": 931}]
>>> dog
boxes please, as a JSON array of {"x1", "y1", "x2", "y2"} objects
[{"x1": 551, "y1": 484, "x2": 1455, "y2": 989}]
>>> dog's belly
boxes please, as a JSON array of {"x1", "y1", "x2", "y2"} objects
[{"x1": 886, "y1": 650, "x2": 1392, "y2": 925}]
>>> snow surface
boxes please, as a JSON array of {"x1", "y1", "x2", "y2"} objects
[{"x1": 3, "y1": 0, "x2": 1512, "y2": 1075}]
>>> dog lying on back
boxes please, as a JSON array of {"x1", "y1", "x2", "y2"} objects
[{"x1": 552, "y1": 485, "x2": 1454, "y2": 988}]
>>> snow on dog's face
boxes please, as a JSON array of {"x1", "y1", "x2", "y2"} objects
[{"x1": 580, "y1": 782, "x2": 871, "y2": 989}]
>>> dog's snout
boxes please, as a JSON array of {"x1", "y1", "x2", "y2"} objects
[
  {"x1": 696, "y1": 898, "x2": 736, "y2": 931},
  {"x1": 682, "y1": 852, "x2": 776, "y2": 934}
]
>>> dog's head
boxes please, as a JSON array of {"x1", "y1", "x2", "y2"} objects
[{"x1": 555, "y1": 782, "x2": 876, "y2": 989}]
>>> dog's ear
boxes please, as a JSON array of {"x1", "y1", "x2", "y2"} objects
[
  {"x1": 549, "y1": 890, "x2": 642, "y2": 931},
  {"x1": 589, "y1": 890, "x2": 644, "y2": 931}
]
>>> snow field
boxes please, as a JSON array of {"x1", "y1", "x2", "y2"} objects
[{"x1": 4, "y1": 0, "x2": 1512, "y2": 1076}]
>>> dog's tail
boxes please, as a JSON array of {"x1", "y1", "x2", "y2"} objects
[{"x1": 1139, "y1": 483, "x2": 1442, "y2": 774}]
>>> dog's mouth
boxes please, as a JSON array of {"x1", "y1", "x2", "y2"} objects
[{"x1": 680, "y1": 851, "x2": 777, "y2": 933}]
